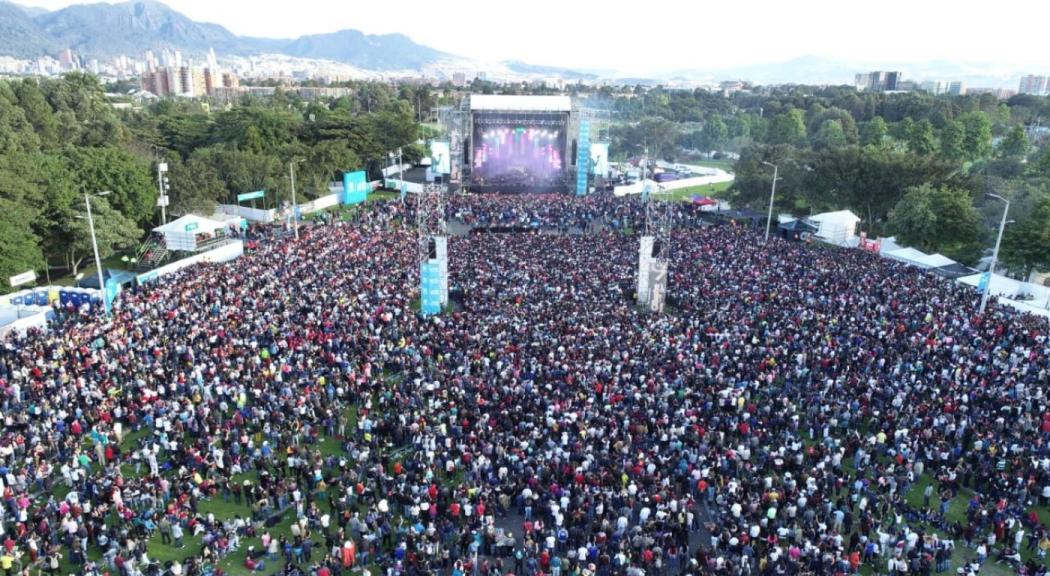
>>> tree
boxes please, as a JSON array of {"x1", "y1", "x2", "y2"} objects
[
  {"x1": 907, "y1": 119, "x2": 937, "y2": 156},
  {"x1": 807, "y1": 107, "x2": 858, "y2": 145},
  {"x1": 887, "y1": 186, "x2": 936, "y2": 248},
  {"x1": 802, "y1": 145, "x2": 957, "y2": 230},
  {"x1": 700, "y1": 116, "x2": 728, "y2": 151},
  {"x1": 1000, "y1": 196, "x2": 1050, "y2": 278},
  {"x1": 860, "y1": 117, "x2": 888, "y2": 147},
  {"x1": 958, "y1": 111, "x2": 993, "y2": 160},
  {"x1": 939, "y1": 121, "x2": 965, "y2": 162},
  {"x1": 997, "y1": 126, "x2": 1030, "y2": 159},
  {"x1": 812, "y1": 119, "x2": 847, "y2": 151},
  {"x1": 62, "y1": 147, "x2": 157, "y2": 226},
  {"x1": 0, "y1": 199, "x2": 44, "y2": 291},
  {"x1": 893, "y1": 118, "x2": 915, "y2": 143},
  {"x1": 888, "y1": 184, "x2": 981, "y2": 263},
  {"x1": 167, "y1": 157, "x2": 227, "y2": 216},
  {"x1": 62, "y1": 196, "x2": 142, "y2": 275},
  {"x1": 1032, "y1": 146, "x2": 1050, "y2": 178},
  {"x1": 767, "y1": 108, "x2": 807, "y2": 147}
]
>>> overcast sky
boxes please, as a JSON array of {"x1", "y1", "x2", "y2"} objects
[{"x1": 15, "y1": 0, "x2": 1050, "y2": 75}]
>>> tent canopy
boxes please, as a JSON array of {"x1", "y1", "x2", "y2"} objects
[
  {"x1": 153, "y1": 214, "x2": 226, "y2": 236},
  {"x1": 884, "y1": 247, "x2": 929, "y2": 265},
  {"x1": 809, "y1": 210, "x2": 861, "y2": 225},
  {"x1": 914, "y1": 253, "x2": 956, "y2": 268}
]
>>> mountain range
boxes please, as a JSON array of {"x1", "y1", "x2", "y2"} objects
[
  {"x1": 0, "y1": 0, "x2": 465, "y2": 73},
  {"x1": 0, "y1": 0, "x2": 1034, "y2": 87}
]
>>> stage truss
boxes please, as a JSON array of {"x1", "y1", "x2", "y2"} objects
[
  {"x1": 416, "y1": 183, "x2": 447, "y2": 264},
  {"x1": 437, "y1": 100, "x2": 470, "y2": 191}
]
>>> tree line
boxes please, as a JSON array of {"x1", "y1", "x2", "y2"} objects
[
  {"x1": 0, "y1": 73, "x2": 422, "y2": 289},
  {"x1": 604, "y1": 84, "x2": 1050, "y2": 273}
]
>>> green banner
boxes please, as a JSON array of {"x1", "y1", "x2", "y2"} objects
[{"x1": 237, "y1": 190, "x2": 265, "y2": 202}]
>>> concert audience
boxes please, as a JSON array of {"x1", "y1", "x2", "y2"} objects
[{"x1": 0, "y1": 196, "x2": 1046, "y2": 576}]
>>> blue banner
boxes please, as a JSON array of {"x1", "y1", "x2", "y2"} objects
[
  {"x1": 342, "y1": 171, "x2": 369, "y2": 205},
  {"x1": 576, "y1": 120, "x2": 591, "y2": 196},
  {"x1": 420, "y1": 261, "x2": 442, "y2": 316},
  {"x1": 103, "y1": 277, "x2": 121, "y2": 316},
  {"x1": 977, "y1": 271, "x2": 991, "y2": 292}
]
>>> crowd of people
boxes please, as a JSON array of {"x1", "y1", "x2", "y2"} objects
[
  {"x1": 446, "y1": 194, "x2": 707, "y2": 233},
  {"x1": 0, "y1": 195, "x2": 1048, "y2": 576}
]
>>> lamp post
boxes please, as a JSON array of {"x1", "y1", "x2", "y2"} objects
[
  {"x1": 156, "y1": 162, "x2": 169, "y2": 225},
  {"x1": 979, "y1": 193, "x2": 1011, "y2": 315},
  {"x1": 84, "y1": 191, "x2": 111, "y2": 299},
  {"x1": 289, "y1": 159, "x2": 304, "y2": 239},
  {"x1": 761, "y1": 161, "x2": 779, "y2": 244}
]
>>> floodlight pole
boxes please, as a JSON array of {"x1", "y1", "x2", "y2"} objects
[
  {"x1": 84, "y1": 192, "x2": 107, "y2": 302},
  {"x1": 398, "y1": 147, "x2": 405, "y2": 204},
  {"x1": 157, "y1": 163, "x2": 169, "y2": 225},
  {"x1": 762, "y1": 161, "x2": 778, "y2": 244},
  {"x1": 979, "y1": 193, "x2": 1010, "y2": 315},
  {"x1": 289, "y1": 159, "x2": 303, "y2": 239}
]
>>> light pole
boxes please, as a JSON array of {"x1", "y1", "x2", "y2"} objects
[
  {"x1": 762, "y1": 161, "x2": 779, "y2": 244},
  {"x1": 289, "y1": 158, "x2": 304, "y2": 239},
  {"x1": 84, "y1": 191, "x2": 111, "y2": 299},
  {"x1": 390, "y1": 147, "x2": 406, "y2": 203},
  {"x1": 154, "y1": 163, "x2": 169, "y2": 224},
  {"x1": 979, "y1": 193, "x2": 1011, "y2": 315},
  {"x1": 156, "y1": 162, "x2": 169, "y2": 225}
]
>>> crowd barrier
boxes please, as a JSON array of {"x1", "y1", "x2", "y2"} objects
[{"x1": 136, "y1": 240, "x2": 244, "y2": 286}]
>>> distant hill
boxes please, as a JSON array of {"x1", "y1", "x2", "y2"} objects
[
  {"x1": 0, "y1": 1, "x2": 56, "y2": 58},
  {"x1": 504, "y1": 61, "x2": 598, "y2": 81},
  {"x1": 31, "y1": 0, "x2": 243, "y2": 57},
  {"x1": 277, "y1": 30, "x2": 449, "y2": 71},
  {"x1": 0, "y1": 0, "x2": 453, "y2": 72}
]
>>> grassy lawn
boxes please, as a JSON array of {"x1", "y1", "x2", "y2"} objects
[
  {"x1": 679, "y1": 157, "x2": 736, "y2": 172},
  {"x1": 797, "y1": 434, "x2": 1046, "y2": 575},
  {"x1": 51, "y1": 401, "x2": 382, "y2": 576},
  {"x1": 665, "y1": 181, "x2": 734, "y2": 202}
]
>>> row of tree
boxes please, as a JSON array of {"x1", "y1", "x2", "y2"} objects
[{"x1": 0, "y1": 73, "x2": 422, "y2": 288}]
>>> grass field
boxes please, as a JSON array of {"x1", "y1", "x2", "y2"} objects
[
  {"x1": 664, "y1": 181, "x2": 734, "y2": 202},
  {"x1": 50, "y1": 402, "x2": 376, "y2": 576},
  {"x1": 678, "y1": 157, "x2": 737, "y2": 172}
]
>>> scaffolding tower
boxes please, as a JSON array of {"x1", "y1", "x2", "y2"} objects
[
  {"x1": 417, "y1": 183, "x2": 448, "y2": 315},
  {"x1": 637, "y1": 187, "x2": 673, "y2": 312},
  {"x1": 436, "y1": 98, "x2": 470, "y2": 192}
]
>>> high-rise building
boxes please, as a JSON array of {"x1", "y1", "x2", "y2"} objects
[
  {"x1": 920, "y1": 80, "x2": 949, "y2": 95},
  {"x1": 947, "y1": 81, "x2": 966, "y2": 96},
  {"x1": 1019, "y1": 75, "x2": 1049, "y2": 96},
  {"x1": 854, "y1": 71, "x2": 903, "y2": 92}
]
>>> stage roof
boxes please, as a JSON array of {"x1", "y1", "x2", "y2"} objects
[{"x1": 470, "y1": 95, "x2": 572, "y2": 112}]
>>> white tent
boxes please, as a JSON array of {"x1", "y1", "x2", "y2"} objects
[
  {"x1": 153, "y1": 215, "x2": 227, "y2": 252},
  {"x1": 884, "y1": 247, "x2": 930, "y2": 266},
  {"x1": 913, "y1": 253, "x2": 957, "y2": 269},
  {"x1": 878, "y1": 236, "x2": 905, "y2": 255},
  {"x1": 958, "y1": 272, "x2": 1024, "y2": 299},
  {"x1": 809, "y1": 210, "x2": 861, "y2": 246}
]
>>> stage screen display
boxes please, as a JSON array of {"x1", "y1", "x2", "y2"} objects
[
  {"x1": 430, "y1": 141, "x2": 451, "y2": 175},
  {"x1": 590, "y1": 142, "x2": 610, "y2": 176},
  {"x1": 472, "y1": 112, "x2": 568, "y2": 192}
]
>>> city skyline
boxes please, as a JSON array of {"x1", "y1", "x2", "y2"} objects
[{"x1": 11, "y1": 0, "x2": 1050, "y2": 76}]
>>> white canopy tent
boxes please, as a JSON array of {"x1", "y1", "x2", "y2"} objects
[
  {"x1": 913, "y1": 253, "x2": 957, "y2": 269},
  {"x1": 153, "y1": 215, "x2": 228, "y2": 252},
  {"x1": 958, "y1": 272, "x2": 1025, "y2": 299},
  {"x1": 808, "y1": 210, "x2": 861, "y2": 247},
  {"x1": 884, "y1": 247, "x2": 930, "y2": 265}
]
